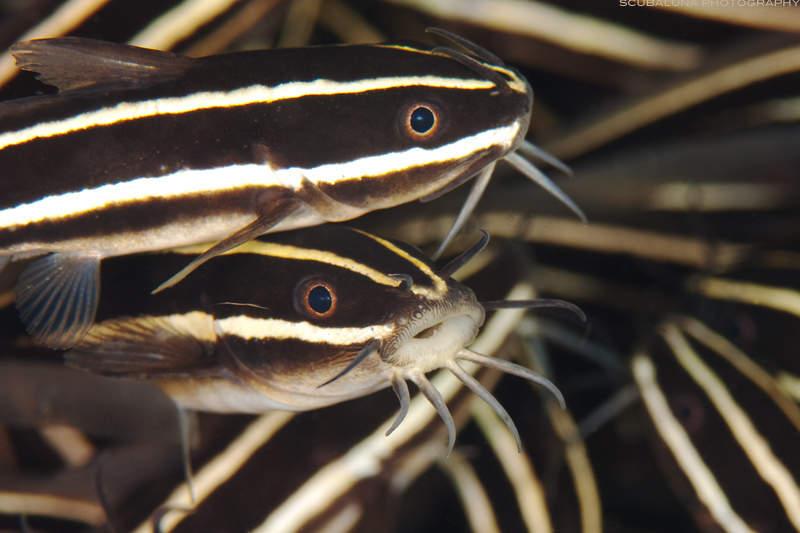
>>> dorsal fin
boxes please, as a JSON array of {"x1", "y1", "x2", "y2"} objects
[
  {"x1": 66, "y1": 312, "x2": 220, "y2": 379},
  {"x1": 10, "y1": 37, "x2": 194, "y2": 93}
]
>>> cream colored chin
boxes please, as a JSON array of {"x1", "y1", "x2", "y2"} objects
[{"x1": 392, "y1": 314, "x2": 481, "y2": 372}]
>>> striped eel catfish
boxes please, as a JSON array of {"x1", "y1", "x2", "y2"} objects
[
  {"x1": 66, "y1": 225, "x2": 582, "y2": 454},
  {"x1": 0, "y1": 29, "x2": 583, "y2": 349},
  {"x1": 634, "y1": 316, "x2": 800, "y2": 533}
]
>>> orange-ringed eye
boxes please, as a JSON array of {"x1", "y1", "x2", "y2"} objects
[
  {"x1": 296, "y1": 279, "x2": 337, "y2": 318},
  {"x1": 402, "y1": 103, "x2": 440, "y2": 140}
]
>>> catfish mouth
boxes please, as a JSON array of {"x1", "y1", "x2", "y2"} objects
[
  {"x1": 414, "y1": 324, "x2": 439, "y2": 339},
  {"x1": 380, "y1": 284, "x2": 570, "y2": 458},
  {"x1": 381, "y1": 289, "x2": 485, "y2": 370}
]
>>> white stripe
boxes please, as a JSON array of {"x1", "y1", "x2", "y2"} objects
[
  {"x1": 0, "y1": 123, "x2": 519, "y2": 229},
  {"x1": 0, "y1": 163, "x2": 278, "y2": 228},
  {"x1": 632, "y1": 354, "x2": 756, "y2": 533},
  {"x1": 663, "y1": 323, "x2": 800, "y2": 531},
  {"x1": 297, "y1": 122, "x2": 520, "y2": 186},
  {"x1": 0, "y1": 76, "x2": 494, "y2": 150},
  {"x1": 217, "y1": 316, "x2": 393, "y2": 344}
]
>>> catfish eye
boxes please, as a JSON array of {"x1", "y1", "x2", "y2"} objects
[
  {"x1": 296, "y1": 279, "x2": 337, "y2": 318},
  {"x1": 410, "y1": 107, "x2": 435, "y2": 133},
  {"x1": 401, "y1": 103, "x2": 441, "y2": 140}
]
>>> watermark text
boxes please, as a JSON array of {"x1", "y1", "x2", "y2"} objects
[{"x1": 620, "y1": 0, "x2": 800, "y2": 6}]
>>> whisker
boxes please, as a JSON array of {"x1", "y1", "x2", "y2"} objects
[
  {"x1": 481, "y1": 298, "x2": 586, "y2": 322},
  {"x1": 318, "y1": 339, "x2": 381, "y2": 387},
  {"x1": 408, "y1": 368, "x2": 457, "y2": 456},
  {"x1": 504, "y1": 151, "x2": 587, "y2": 224},
  {"x1": 386, "y1": 375, "x2": 410, "y2": 436},
  {"x1": 446, "y1": 360, "x2": 523, "y2": 452},
  {"x1": 517, "y1": 139, "x2": 574, "y2": 177},
  {"x1": 429, "y1": 133, "x2": 583, "y2": 262},
  {"x1": 426, "y1": 27, "x2": 506, "y2": 67},
  {"x1": 437, "y1": 229, "x2": 489, "y2": 278},
  {"x1": 432, "y1": 163, "x2": 495, "y2": 260},
  {"x1": 431, "y1": 46, "x2": 510, "y2": 93},
  {"x1": 457, "y1": 349, "x2": 566, "y2": 410}
]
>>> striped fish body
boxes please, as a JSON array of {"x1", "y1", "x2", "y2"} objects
[
  {"x1": 633, "y1": 318, "x2": 800, "y2": 533},
  {"x1": 68, "y1": 225, "x2": 485, "y2": 412},
  {"x1": 0, "y1": 35, "x2": 532, "y2": 348},
  {"x1": 67, "y1": 225, "x2": 569, "y2": 453},
  {"x1": 1, "y1": 40, "x2": 532, "y2": 247}
]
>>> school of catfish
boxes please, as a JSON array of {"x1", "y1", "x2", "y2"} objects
[
  {"x1": 0, "y1": 29, "x2": 584, "y2": 453},
  {"x1": 4, "y1": 6, "x2": 800, "y2": 533}
]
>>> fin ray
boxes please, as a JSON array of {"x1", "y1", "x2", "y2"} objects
[
  {"x1": 67, "y1": 313, "x2": 219, "y2": 378},
  {"x1": 15, "y1": 253, "x2": 100, "y2": 349}
]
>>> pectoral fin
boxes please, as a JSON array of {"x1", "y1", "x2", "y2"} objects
[
  {"x1": 15, "y1": 253, "x2": 101, "y2": 349},
  {"x1": 293, "y1": 172, "x2": 347, "y2": 218},
  {"x1": 66, "y1": 312, "x2": 220, "y2": 379},
  {"x1": 153, "y1": 193, "x2": 301, "y2": 293}
]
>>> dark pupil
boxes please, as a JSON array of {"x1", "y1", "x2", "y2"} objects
[
  {"x1": 410, "y1": 107, "x2": 435, "y2": 134},
  {"x1": 308, "y1": 285, "x2": 332, "y2": 314}
]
